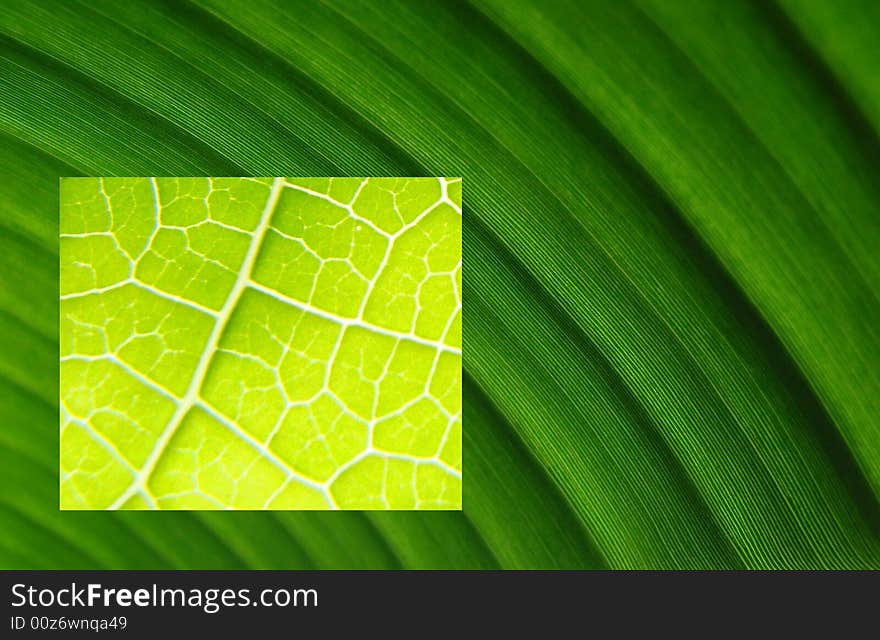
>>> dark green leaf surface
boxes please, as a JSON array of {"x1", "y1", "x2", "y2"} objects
[{"x1": 1, "y1": 0, "x2": 878, "y2": 568}]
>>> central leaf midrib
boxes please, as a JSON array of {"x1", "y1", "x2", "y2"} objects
[{"x1": 109, "y1": 177, "x2": 286, "y2": 508}]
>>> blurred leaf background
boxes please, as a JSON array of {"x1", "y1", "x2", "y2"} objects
[{"x1": 1, "y1": 0, "x2": 879, "y2": 568}]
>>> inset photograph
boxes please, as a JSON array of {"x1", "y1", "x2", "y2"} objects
[{"x1": 60, "y1": 177, "x2": 462, "y2": 510}]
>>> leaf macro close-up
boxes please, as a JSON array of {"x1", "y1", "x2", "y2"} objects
[
  {"x1": 2, "y1": 0, "x2": 880, "y2": 570},
  {"x1": 59, "y1": 176, "x2": 462, "y2": 511}
]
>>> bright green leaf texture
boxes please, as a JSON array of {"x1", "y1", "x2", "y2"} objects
[
  {"x1": 1, "y1": 0, "x2": 880, "y2": 567},
  {"x1": 60, "y1": 177, "x2": 462, "y2": 510}
]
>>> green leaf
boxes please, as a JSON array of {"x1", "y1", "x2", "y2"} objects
[
  {"x1": 60, "y1": 177, "x2": 462, "y2": 510},
  {"x1": 1, "y1": 0, "x2": 879, "y2": 567}
]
